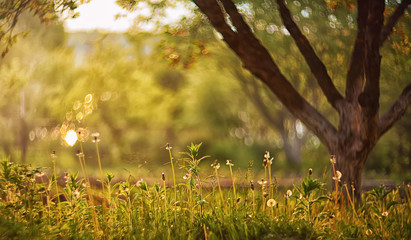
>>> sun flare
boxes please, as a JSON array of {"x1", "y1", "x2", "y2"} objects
[{"x1": 64, "y1": 130, "x2": 78, "y2": 146}]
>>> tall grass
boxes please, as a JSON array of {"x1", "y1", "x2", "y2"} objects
[{"x1": 0, "y1": 144, "x2": 410, "y2": 240}]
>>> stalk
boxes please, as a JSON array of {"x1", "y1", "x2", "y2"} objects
[
  {"x1": 92, "y1": 134, "x2": 104, "y2": 192},
  {"x1": 166, "y1": 143, "x2": 177, "y2": 203},
  {"x1": 227, "y1": 160, "x2": 237, "y2": 210}
]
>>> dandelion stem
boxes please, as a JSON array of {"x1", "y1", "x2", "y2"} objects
[
  {"x1": 94, "y1": 139, "x2": 105, "y2": 192},
  {"x1": 166, "y1": 144, "x2": 177, "y2": 204},
  {"x1": 229, "y1": 164, "x2": 237, "y2": 210},
  {"x1": 215, "y1": 168, "x2": 225, "y2": 211}
]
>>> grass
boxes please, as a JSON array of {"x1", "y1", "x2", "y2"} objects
[{"x1": 0, "y1": 143, "x2": 410, "y2": 240}]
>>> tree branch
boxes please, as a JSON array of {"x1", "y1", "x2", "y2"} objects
[
  {"x1": 345, "y1": 0, "x2": 368, "y2": 102},
  {"x1": 276, "y1": 0, "x2": 343, "y2": 110},
  {"x1": 380, "y1": 0, "x2": 411, "y2": 46},
  {"x1": 379, "y1": 84, "x2": 411, "y2": 137},
  {"x1": 234, "y1": 69, "x2": 284, "y2": 130},
  {"x1": 192, "y1": 0, "x2": 338, "y2": 148},
  {"x1": 359, "y1": 0, "x2": 385, "y2": 141},
  {"x1": 361, "y1": 1, "x2": 385, "y2": 115}
]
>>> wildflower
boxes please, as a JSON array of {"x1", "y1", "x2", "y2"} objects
[
  {"x1": 183, "y1": 173, "x2": 189, "y2": 180},
  {"x1": 165, "y1": 143, "x2": 172, "y2": 150},
  {"x1": 308, "y1": 168, "x2": 313, "y2": 176},
  {"x1": 161, "y1": 172, "x2": 165, "y2": 181},
  {"x1": 64, "y1": 172, "x2": 70, "y2": 183},
  {"x1": 267, "y1": 199, "x2": 277, "y2": 207},
  {"x1": 64, "y1": 130, "x2": 78, "y2": 146},
  {"x1": 122, "y1": 185, "x2": 129, "y2": 193},
  {"x1": 73, "y1": 189, "x2": 80, "y2": 199},
  {"x1": 262, "y1": 159, "x2": 267, "y2": 167},
  {"x1": 226, "y1": 159, "x2": 234, "y2": 167},
  {"x1": 381, "y1": 211, "x2": 388, "y2": 217},
  {"x1": 286, "y1": 189, "x2": 292, "y2": 198},
  {"x1": 250, "y1": 180, "x2": 254, "y2": 191},
  {"x1": 136, "y1": 179, "x2": 143, "y2": 187},
  {"x1": 332, "y1": 170, "x2": 342, "y2": 181},
  {"x1": 264, "y1": 151, "x2": 270, "y2": 159},
  {"x1": 91, "y1": 132, "x2": 100, "y2": 143},
  {"x1": 211, "y1": 160, "x2": 220, "y2": 170},
  {"x1": 330, "y1": 155, "x2": 336, "y2": 164}
]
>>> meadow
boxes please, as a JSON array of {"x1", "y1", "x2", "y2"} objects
[{"x1": 0, "y1": 142, "x2": 410, "y2": 240}]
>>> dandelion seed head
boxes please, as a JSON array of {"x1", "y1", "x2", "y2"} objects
[
  {"x1": 76, "y1": 150, "x2": 84, "y2": 158},
  {"x1": 211, "y1": 160, "x2": 220, "y2": 170},
  {"x1": 92, "y1": 132, "x2": 101, "y2": 143},
  {"x1": 332, "y1": 170, "x2": 342, "y2": 181},
  {"x1": 330, "y1": 155, "x2": 336, "y2": 164},
  {"x1": 267, "y1": 199, "x2": 277, "y2": 207}
]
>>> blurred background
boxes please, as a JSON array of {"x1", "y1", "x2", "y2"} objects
[{"x1": 0, "y1": 0, "x2": 410, "y2": 183}]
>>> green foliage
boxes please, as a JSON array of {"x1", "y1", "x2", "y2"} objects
[
  {"x1": 0, "y1": 0, "x2": 79, "y2": 57},
  {"x1": 0, "y1": 148, "x2": 410, "y2": 239}
]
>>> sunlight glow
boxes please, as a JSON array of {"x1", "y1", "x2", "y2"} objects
[
  {"x1": 65, "y1": 130, "x2": 78, "y2": 146},
  {"x1": 63, "y1": 0, "x2": 191, "y2": 32}
]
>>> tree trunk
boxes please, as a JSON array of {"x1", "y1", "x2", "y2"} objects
[{"x1": 332, "y1": 150, "x2": 367, "y2": 201}]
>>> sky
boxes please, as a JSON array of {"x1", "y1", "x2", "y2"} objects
[{"x1": 64, "y1": 0, "x2": 189, "y2": 32}]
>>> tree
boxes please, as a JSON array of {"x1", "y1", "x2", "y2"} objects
[
  {"x1": 0, "y1": 0, "x2": 79, "y2": 57},
  {"x1": 190, "y1": 0, "x2": 411, "y2": 199}
]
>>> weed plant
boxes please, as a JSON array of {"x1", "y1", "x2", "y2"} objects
[{"x1": 0, "y1": 144, "x2": 410, "y2": 240}]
